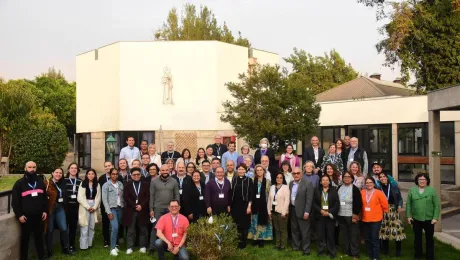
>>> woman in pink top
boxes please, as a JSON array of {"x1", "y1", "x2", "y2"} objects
[{"x1": 278, "y1": 144, "x2": 300, "y2": 169}]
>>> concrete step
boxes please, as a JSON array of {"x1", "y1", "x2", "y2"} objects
[
  {"x1": 442, "y1": 200, "x2": 452, "y2": 208},
  {"x1": 442, "y1": 206, "x2": 460, "y2": 219}
]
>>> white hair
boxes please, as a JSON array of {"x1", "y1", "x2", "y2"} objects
[{"x1": 259, "y1": 138, "x2": 270, "y2": 148}]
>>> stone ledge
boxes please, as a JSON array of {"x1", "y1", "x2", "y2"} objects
[{"x1": 435, "y1": 232, "x2": 460, "y2": 250}]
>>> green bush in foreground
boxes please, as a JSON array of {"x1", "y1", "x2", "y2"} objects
[{"x1": 187, "y1": 214, "x2": 238, "y2": 260}]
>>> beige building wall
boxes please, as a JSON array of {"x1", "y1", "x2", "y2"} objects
[{"x1": 90, "y1": 132, "x2": 107, "y2": 173}]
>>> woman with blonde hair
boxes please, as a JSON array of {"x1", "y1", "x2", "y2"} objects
[
  {"x1": 148, "y1": 143, "x2": 161, "y2": 167},
  {"x1": 254, "y1": 138, "x2": 275, "y2": 167},
  {"x1": 349, "y1": 161, "x2": 365, "y2": 190}
]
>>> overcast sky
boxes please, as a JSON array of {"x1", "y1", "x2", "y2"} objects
[{"x1": 0, "y1": 0, "x2": 401, "y2": 82}]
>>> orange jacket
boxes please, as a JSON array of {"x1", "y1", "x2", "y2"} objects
[{"x1": 361, "y1": 189, "x2": 389, "y2": 222}]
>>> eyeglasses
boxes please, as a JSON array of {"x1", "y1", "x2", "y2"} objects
[
  {"x1": 187, "y1": 166, "x2": 195, "y2": 168},
  {"x1": 132, "y1": 174, "x2": 141, "y2": 176},
  {"x1": 293, "y1": 172, "x2": 301, "y2": 175},
  {"x1": 343, "y1": 176, "x2": 352, "y2": 179}
]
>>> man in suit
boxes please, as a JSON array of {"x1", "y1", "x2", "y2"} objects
[
  {"x1": 303, "y1": 136, "x2": 325, "y2": 175},
  {"x1": 289, "y1": 167, "x2": 314, "y2": 256},
  {"x1": 200, "y1": 160, "x2": 215, "y2": 184},
  {"x1": 210, "y1": 134, "x2": 228, "y2": 159},
  {"x1": 160, "y1": 141, "x2": 181, "y2": 164}
]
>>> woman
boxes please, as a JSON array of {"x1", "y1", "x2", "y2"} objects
[
  {"x1": 337, "y1": 171, "x2": 362, "y2": 260},
  {"x1": 186, "y1": 162, "x2": 196, "y2": 177},
  {"x1": 237, "y1": 145, "x2": 254, "y2": 167},
  {"x1": 244, "y1": 156, "x2": 255, "y2": 179},
  {"x1": 195, "y1": 148, "x2": 207, "y2": 171},
  {"x1": 102, "y1": 168, "x2": 125, "y2": 256},
  {"x1": 303, "y1": 161, "x2": 319, "y2": 188},
  {"x1": 278, "y1": 144, "x2": 300, "y2": 170},
  {"x1": 118, "y1": 158, "x2": 130, "y2": 184},
  {"x1": 406, "y1": 173, "x2": 440, "y2": 260},
  {"x1": 267, "y1": 173, "x2": 290, "y2": 250},
  {"x1": 64, "y1": 162, "x2": 82, "y2": 251},
  {"x1": 145, "y1": 163, "x2": 159, "y2": 183},
  {"x1": 336, "y1": 139, "x2": 348, "y2": 169},
  {"x1": 77, "y1": 168, "x2": 101, "y2": 250},
  {"x1": 313, "y1": 175, "x2": 339, "y2": 258},
  {"x1": 361, "y1": 177, "x2": 389, "y2": 260},
  {"x1": 325, "y1": 163, "x2": 342, "y2": 188},
  {"x1": 45, "y1": 167, "x2": 73, "y2": 257},
  {"x1": 280, "y1": 161, "x2": 293, "y2": 185},
  {"x1": 183, "y1": 170, "x2": 207, "y2": 223},
  {"x1": 230, "y1": 164, "x2": 253, "y2": 249},
  {"x1": 378, "y1": 172, "x2": 405, "y2": 257},
  {"x1": 254, "y1": 138, "x2": 275, "y2": 166},
  {"x1": 321, "y1": 144, "x2": 344, "y2": 174},
  {"x1": 205, "y1": 145, "x2": 215, "y2": 162},
  {"x1": 248, "y1": 164, "x2": 273, "y2": 247},
  {"x1": 148, "y1": 143, "x2": 161, "y2": 167},
  {"x1": 165, "y1": 158, "x2": 176, "y2": 175},
  {"x1": 176, "y1": 148, "x2": 192, "y2": 168},
  {"x1": 350, "y1": 161, "x2": 365, "y2": 190}
]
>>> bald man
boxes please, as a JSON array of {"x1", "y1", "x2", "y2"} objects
[
  {"x1": 12, "y1": 161, "x2": 48, "y2": 260},
  {"x1": 210, "y1": 134, "x2": 228, "y2": 158},
  {"x1": 172, "y1": 162, "x2": 192, "y2": 215}
]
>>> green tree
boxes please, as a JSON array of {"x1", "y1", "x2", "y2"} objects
[
  {"x1": 221, "y1": 64, "x2": 321, "y2": 152},
  {"x1": 155, "y1": 3, "x2": 250, "y2": 47},
  {"x1": 362, "y1": 0, "x2": 460, "y2": 91},
  {"x1": 0, "y1": 79, "x2": 37, "y2": 159},
  {"x1": 284, "y1": 48, "x2": 359, "y2": 96},
  {"x1": 9, "y1": 112, "x2": 68, "y2": 174}
]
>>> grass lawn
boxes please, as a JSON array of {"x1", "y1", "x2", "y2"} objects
[
  {"x1": 0, "y1": 174, "x2": 22, "y2": 191},
  {"x1": 34, "y1": 224, "x2": 460, "y2": 260}
]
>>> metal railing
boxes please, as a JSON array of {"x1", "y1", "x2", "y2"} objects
[{"x1": 0, "y1": 189, "x2": 13, "y2": 214}]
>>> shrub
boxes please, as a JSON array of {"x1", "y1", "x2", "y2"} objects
[
  {"x1": 187, "y1": 214, "x2": 238, "y2": 260},
  {"x1": 9, "y1": 112, "x2": 68, "y2": 174}
]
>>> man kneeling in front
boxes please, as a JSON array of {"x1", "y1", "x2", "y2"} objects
[{"x1": 154, "y1": 199, "x2": 190, "y2": 260}]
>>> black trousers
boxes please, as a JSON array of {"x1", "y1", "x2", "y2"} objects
[
  {"x1": 382, "y1": 239, "x2": 401, "y2": 256},
  {"x1": 338, "y1": 216, "x2": 360, "y2": 257},
  {"x1": 413, "y1": 219, "x2": 434, "y2": 260},
  {"x1": 317, "y1": 216, "x2": 336, "y2": 257},
  {"x1": 65, "y1": 204, "x2": 79, "y2": 248},
  {"x1": 20, "y1": 214, "x2": 45, "y2": 260},
  {"x1": 237, "y1": 227, "x2": 249, "y2": 249},
  {"x1": 101, "y1": 206, "x2": 110, "y2": 245}
]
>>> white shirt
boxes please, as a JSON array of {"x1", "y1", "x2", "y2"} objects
[{"x1": 150, "y1": 153, "x2": 162, "y2": 166}]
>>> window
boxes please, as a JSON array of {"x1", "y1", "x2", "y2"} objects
[
  {"x1": 398, "y1": 164, "x2": 427, "y2": 182},
  {"x1": 76, "y1": 133, "x2": 91, "y2": 170},
  {"x1": 440, "y1": 122, "x2": 455, "y2": 157},
  {"x1": 398, "y1": 124, "x2": 426, "y2": 155},
  {"x1": 320, "y1": 127, "x2": 344, "y2": 149},
  {"x1": 105, "y1": 131, "x2": 155, "y2": 166}
]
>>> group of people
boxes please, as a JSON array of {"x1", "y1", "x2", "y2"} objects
[{"x1": 12, "y1": 134, "x2": 440, "y2": 260}]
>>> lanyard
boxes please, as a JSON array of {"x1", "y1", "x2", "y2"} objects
[
  {"x1": 330, "y1": 155, "x2": 336, "y2": 163},
  {"x1": 322, "y1": 190, "x2": 328, "y2": 203},
  {"x1": 216, "y1": 145, "x2": 221, "y2": 155},
  {"x1": 274, "y1": 186, "x2": 280, "y2": 200},
  {"x1": 384, "y1": 184, "x2": 391, "y2": 200},
  {"x1": 261, "y1": 149, "x2": 267, "y2": 155},
  {"x1": 28, "y1": 181, "x2": 37, "y2": 190},
  {"x1": 133, "y1": 182, "x2": 141, "y2": 198},
  {"x1": 340, "y1": 185, "x2": 351, "y2": 200},
  {"x1": 215, "y1": 178, "x2": 225, "y2": 193},
  {"x1": 53, "y1": 180, "x2": 62, "y2": 197},
  {"x1": 106, "y1": 174, "x2": 110, "y2": 183},
  {"x1": 197, "y1": 185, "x2": 202, "y2": 195},
  {"x1": 365, "y1": 189, "x2": 375, "y2": 205},
  {"x1": 179, "y1": 177, "x2": 184, "y2": 188},
  {"x1": 69, "y1": 177, "x2": 77, "y2": 193},
  {"x1": 167, "y1": 152, "x2": 174, "y2": 159},
  {"x1": 257, "y1": 182, "x2": 262, "y2": 194}
]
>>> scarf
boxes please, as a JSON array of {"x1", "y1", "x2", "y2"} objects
[
  {"x1": 281, "y1": 153, "x2": 297, "y2": 170},
  {"x1": 251, "y1": 177, "x2": 268, "y2": 225}
]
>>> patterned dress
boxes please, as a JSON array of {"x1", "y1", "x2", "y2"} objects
[
  {"x1": 379, "y1": 184, "x2": 406, "y2": 241},
  {"x1": 248, "y1": 179, "x2": 273, "y2": 240}
]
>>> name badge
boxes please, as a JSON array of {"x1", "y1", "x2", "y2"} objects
[
  {"x1": 217, "y1": 156, "x2": 221, "y2": 159},
  {"x1": 136, "y1": 199, "x2": 138, "y2": 204},
  {"x1": 219, "y1": 193, "x2": 224, "y2": 199},
  {"x1": 256, "y1": 194, "x2": 260, "y2": 199},
  {"x1": 322, "y1": 206, "x2": 329, "y2": 210},
  {"x1": 199, "y1": 196, "x2": 204, "y2": 200},
  {"x1": 172, "y1": 233, "x2": 178, "y2": 238},
  {"x1": 31, "y1": 192, "x2": 38, "y2": 197},
  {"x1": 365, "y1": 207, "x2": 371, "y2": 212},
  {"x1": 179, "y1": 189, "x2": 183, "y2": 195},
  {"x1": 340, "y1": 201, "x2": 346, "y2": 206},
  {"x1": 58, "y1": 198, "x2": 63, "y2": 202},
  {"x1": 349, "y1": 158, "x2": 354, "y2": 162},
  {"x1": 272, "y1": 201, "x2": 277, "y2": 206},
  {"x1": 71, "y1": 195, "x2": 77, "y2": 199}
]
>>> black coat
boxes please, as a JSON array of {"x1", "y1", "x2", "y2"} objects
[
  {"x1": 313, "y1": 186, "x2": 340, "y2": 219},
  {"x1": 303, "y1": 146, "x2": 325, "y2": 170},
  {"x1": 211, "y1": 143, "x2": 228, "y2": 157},
  {"x1": 231, "y1": 176, "x2": 254, "y2": 228},
  {"x1": 161, "y1": 150, "x2": 181, "y2": 164},
  {"x1": 12, "y1": 176, "x2": 48, "y2": 218},
  {"x1": 337, "y1": 184, "x2": 363, "y2": 215},
  {"x1": 183, "y1": 181, "x2": 207, "y2": 222},
  {"x1": 123, "y1": 180, "x2": 150, "y2": 226},
  {"x1": 254, "y1": 148, "x2": 276, "y2": 167}
]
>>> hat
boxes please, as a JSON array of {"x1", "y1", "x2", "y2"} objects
[{"x1": 371, "y1": 161, "x2": 382, "y2": 168}]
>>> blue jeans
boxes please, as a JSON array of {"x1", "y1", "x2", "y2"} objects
[
  {"x1": 154, "y1": 239, "x2": 189, "y2": 260},
  {"x1": 363, "y1": 221, "x2": 382, "y2": 259},
  {"x1": 47, "y1": 206, "x2": 69, "y2": 250},
  {"x1": 109, "y1": 207, "x2": 123, "y2": 250}
]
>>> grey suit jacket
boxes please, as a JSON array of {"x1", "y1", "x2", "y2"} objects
[{"x1": 289, "y1": 178, "x2": 314, "y2": 219}]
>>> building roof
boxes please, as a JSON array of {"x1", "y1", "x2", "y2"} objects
[{"x1": 315, "y1": 76, "x2": 415, "y2": 102}]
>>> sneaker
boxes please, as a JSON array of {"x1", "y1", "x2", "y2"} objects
[
  {"x1": 126, "y1": 248, "x2": 133, "y2": 255},
  {"x1": 110, "y1": 249, "x2": 118, "y2": 256},
  {"x1": 104, "y1": 242, "x2": 109, "y2": 248},
  {"x1": 115, "y1": 247, "x2": 120, "y2": 253},
  {"x1": 139, "y1": 247, "x2": 147, "y2": 253}
]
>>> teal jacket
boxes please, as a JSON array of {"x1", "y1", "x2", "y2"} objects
[{"x1": 406, "y1": 186, "x2": 440, "y2": 221}]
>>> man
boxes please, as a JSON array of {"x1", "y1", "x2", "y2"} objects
[
  {"x1": 154, "y1": 200, "x2": 190, "y2": 260},
  {"x1": 119, "y1": 136, "x2": 141, "y2": 167},
  {"x1": 132, "y1": 159, "x2": 148, "y2": 179},
  {"x1": 205, "y1": 167, "x2": 232, "y2": 216},
  {"x1": 261, "y1": 155, "x2": 275, "y2": 181},
  {"x1": 225, "y1": 160, "x2": 236, "y2": 182},
  {"x1": 123, "y1": 167, "x2": 150, "y2": 254},
  {"x1": 200, "y1": 160, "x2": 215, "y2": 184},
  {"x1": 347, "y1": 137, "x2": 369, "y2": 176},
  {"x1": 210, "y1": 134, "x2": 228, "y2": 159},
  {"x1": 303, "y1": 136, "x2": 325, "y2": 175},
  {"x1": 344, "y1": 136, "x2": 351, "y2": 149},
  {"x1": 12, "y1": 161, "x2": 48, "y2": 260},
  {"x1": 303, "y1": 161, "x2": 319, "y2": 188},
  {"x1": 221, "y1": 141, "x2": 238, "y2": 170},
  {"x1": 149, "y1": 164, "x2": 180, "y2": 252},
  {"x1": 211, "y1": 157, "x2": 221, "y2": 174},
  {"x1": 98, "y1": 161, "x2": 123, "y2": 247},
  {"x1": 140, "y1": 140, "x2": 149, "y2": 155},
  {"x1": 160, "y1": 142, "x2": 181, "y2": 164},
  {"x1": 289, "y1": 167, "x2": 314, "y2": 256},
  {"x1": 371, "y1": 162, "x2": 397, "y2": 188},
  {"x1": 141, "y1": 154, "x2": 151, "y2": 178},
  {"x1": 172, "y1": 162, "x2": 192, "y2": 215}
]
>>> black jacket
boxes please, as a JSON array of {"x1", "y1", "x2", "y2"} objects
[
  {"x1": 211, "y1": 143, "x2": 228, "y2": 157},
  {"x1": 337, "y1": 184, "x2": 363, "y2": 215},
  {"x1": 347, "y1": 146, "x2": 366, "y2": 172},
  {"x1": 304, "y1": 146, "x2": 325, "y2": 170},
  {"x1": 313, "y1": 186, "x2": 340, "y2": 219},
  {"x1": 161, "y1": 150, "x2": 181, "y2": 164},
  {"x1": 12, "y1": 176, "x2": 48, "y2": 218},
  {"x1": 254, "y1": 148, "x2": 276, "y2": 167},
  {"x1": 183, "y1": 181, "x2": 207, "y2": 221}
]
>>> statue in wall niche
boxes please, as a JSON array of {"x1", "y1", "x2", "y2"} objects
[{"x1": 162, "y1": 66, "x2": 174, "y2": 105}]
